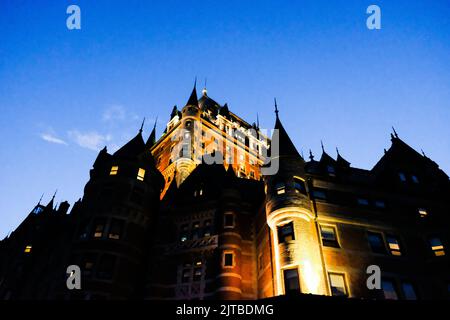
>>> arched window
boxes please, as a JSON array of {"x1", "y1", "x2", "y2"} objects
[{"x1": 293, "y1": 177, "x2": 306, "y2": 194}]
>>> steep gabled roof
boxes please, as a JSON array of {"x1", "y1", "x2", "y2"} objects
[{"x1": 113, "y1": 131, "x2": 145, "y2": 158}]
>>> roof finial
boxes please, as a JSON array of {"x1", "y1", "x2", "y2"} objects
[
  {"x1": 194, "y1": 76, "x2": 197, "y2": 89},
  {"x1": 38, "y1": 193, "x2": 44, "y2": 205},
  {"x1": 392, "y1": 126, "x2": 399, "y2": 138},
  {"x1": 256, "y1": 113, "x2": 260, "y2": 128},
  {"x1": 321, "y1": 140, "x2": 325, "y2": 152},
  {"x1": 336, "y1": 147, "x2": 340, "y2": 156},
  {"x1": 202, "y1": 78, "x2": 208, "y2": 96},
  {"x1": 140, "y1": 117, "x2": 146, "y2": 133},
  {"x1": 274, "y1": 98, "x2": 279, "y2": 117},
  {"x1": 52, "y1": 189, "x2": 57, "y2": 200},
  {"x1": 153, "y1": 116, "x2": 158, "y2": 130},
  {"x1": 421, "y1": 149, "x2": 426, "y2": 157},
  {"x1": 309, "y1": 149, "x2": 314, "y2": 161}
]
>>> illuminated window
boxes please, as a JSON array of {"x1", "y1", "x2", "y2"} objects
[
  {"x1": 320, "y1": 225, "x2": 339, "y2": 248},
  {"x1": 224, "y1": 213, "x2": 234, "y2": 228},
  {"x1": 137, "y1": 168, "x2": 145, "y2": 181},
  {"x1": 401, "y1": 282, "x2": 417, "y2": 300},
  {"x1": 275, "y1": 182, "x2": 285, "y2": 195},
  {"x1": 223, "y1": 252, "x2": 234, "y2": 267},
  {"x1": 386, "y1": 235, "x2": 402, "y2": 256},
  {"x1": 93, "y1": 218, "x2": 106, "y2": 238},
  {"x1": 193, "y1": 262, "x2": 202, "y2": 282},
  {"x1": 418, "y1": 208, "x2": 428, "y2": 218},
  {"x1": 110, "y1": 166, "x2": 119, "y2": 176},
  {"x1": 381, "y1": 279, "x2": 399, "y2": 300},
  {"x1": 329, "y1": 273, "x2": 347, "y2": 296},
  {"x1": 293, "y1": 177, "x2": 306, "y2": 194},
  {"x1": 81, "y1": 254, "x2": 96, "y2": 277},
  {"x1": 429, "y1": 237, "x2": 445, "y2": 256},
  {"x1": 108, "y1": 219, "x2": 124, "y2": 240},
  {"x1": 278, "y1": 222, "x2": 295, "y2": 244},
  {"x1": 283, "y1": 268, "x2": 300, "y2": 294},
  {"x1": 368, "y1": 232, "x2": 386, "y2": 254},
  {"x1": 398, "y1": 172, "x2": 407, "y2": 182},
  {"x1": 24, "y1": 245, "x2": 32, "y2": 253}
]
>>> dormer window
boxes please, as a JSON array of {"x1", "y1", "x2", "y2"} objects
[
  {"x1": 293, "y1": 177, "x2": 306, "y2": 194},
  {"x1": 276, "y1": 182, "x2": 286, "y2": 195},
  {"x1": 110, "y1": 166, "x2": 119, "y2": 176}
]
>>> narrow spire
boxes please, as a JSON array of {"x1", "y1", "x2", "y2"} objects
[
  {"x1": 274, "y1": 98, "x2": 279, "y2": 117},
  {"x1": 309, "y1": 149, "x2": 314, "y2": 161},
  {"x1": 146, "y1": 117, "x2": 158, "y2": 148},
  {"x1": 52, "y1": 189, "x2": 57, "y2": 200},
  {"x1": 392, "y1": 126, "x2": 399, "y2": 138},
  {"x1": 321, "y1": 140, "x2": 325, "y2": 152},
  {"x1": 186, "y1": 79, "x2": 199, "y2": 106},
  {"x1": 202, "y1": 78, "x2": 208, "y2": 96},
  {"x1": 336, "y1": 147, "x2": 340, "y2": 156},
  {"x1": 256, "y1": 113, "x2": 260, "y2": 128},
  {"x1": 421, "y1": 149, "x2": 426, "y2": 157},
  {"x1": 38, "y1": 193, "x2": 44, "y2": 205},
  {"x1": 140, "y1": 117, "x2": 146, "y2": 133}
]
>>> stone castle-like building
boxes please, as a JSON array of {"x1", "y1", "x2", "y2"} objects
[{"x1": 1, "y1": 84, "x2": 449, "y2": 300}]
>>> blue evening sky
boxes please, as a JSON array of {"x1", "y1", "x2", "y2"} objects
[{"x1": 0, "y1": 0, "x2": 449, "y2": 238}]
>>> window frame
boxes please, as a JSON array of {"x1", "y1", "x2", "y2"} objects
[
  {"x1": 328, "y1": 272, "x2": 348, "y2": 297},
  {"x1": 320, "y1": 225, "x2": 340, "y2": 248}
]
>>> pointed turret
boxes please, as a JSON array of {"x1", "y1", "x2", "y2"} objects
[
  {"x1": 186, "y1": 81, "x2": 198, "y2": 107},
  {"x1": 146, "y1": 118, "x2": 158, "y2": 148},
  {"x1": 114, "y1": 130, "x2": 145, "y2": 158}
]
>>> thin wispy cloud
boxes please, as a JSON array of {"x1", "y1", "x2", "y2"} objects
[
  {"x1": 68, "y1": 130, "x2": 112, "y2": 151},
  {"x1": 40, "y1": 132, "x2": 67, "y2": 145},
  {"x1": 102, "y1": 105, "x2": 127, "y2": 123}
]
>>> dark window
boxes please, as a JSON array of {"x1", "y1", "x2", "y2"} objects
[
  {"x1": 96, "y1": 254, "x2": 116, "y2": 280},
  {"x1": 224, "y1": 213, "x2": 234, "y2": 228},
  {"x1": 398, "y1": 172, "x2": 407, "y2": 182},
  {"x1": 191, "y1": 222, "x2": 200, "y2": 239},
  {"x1": 329, "y1": 273, "x2": 347, "y2": 296},
  {"x1": 108, "y1": 219, "x2": 124, "y2": 240},
  {"x1": 130, "y1": 188, "x2": 144, "y2": 205},
  {"x1": 193, "y1": 267, "x2": 202, "y2": 282},
  {"x1": 203, "y1": 220, "x2": 211, "y2": 237},
  {"x1": 313, "y1": 190, "x2": 326, "y2": 200},
  {"x1": 327, "y1": 165, "x2": 335, "y2": 176},
  {"x1": 411, "y1": 175, "x2": 419, "y2": 184},
  {"x1": 92, "y1": 218, "x2": 107, "y2": 238},
  {"x1": 283, "y1": 268, "x2": 300, "y2": 294},
  {"x1": 320, "y1": 225, "x2": 339, "y2": 248},
  {"x1": 374, "y1": 200, "x2": 385, "y2": 208},
  {"x1": 368, "y1": 232, "x2": 386, "y2": 254},
  {"x1": 381, "y1": 279, "x2": 399, "y2": 300},
  {"x1": 180, "y1": 224, "x2": 189, "y2": 242},
  {"x1": 224, "y1": 253, "x2": 233, "y2": 267},
  {"x1": 182, "y1": 267, "x2": 191, "y2": 283},
  {"x1": 357, "y1": 198, "x2": 369, "y2": 206},
  {"x1": 401, "y1": 282, "x2": 417, "y2": 300},
  {"x1": 278, "y1": 222, "x2": 295, "y2": 244},
  {"x1": 293, "y1": 178, "x2": 306, "y2": 194}
]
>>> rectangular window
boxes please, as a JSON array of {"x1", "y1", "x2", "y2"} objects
[
  {"x1": 180, "y1": 224, "x2": 189, "y2": 242},
  {"x1": 368, "y1": 232, "x2": 386, "y2": 254},
  {"x1": 357, "y1": 198, "x2": 369, "y2": 206},
  {"x1": 203, "y1": 220, "x2": 211, "y2": 237},
  {"x1": 294, "y1": 178, "x2": 306, "y2": 194},
  {"x1": 401, "y1": 282, "x2": 417, "y2": 300},
  {"x1": 276, "y1": 182, "x2": 286, "y2": 195},
  {"x1": 381, "y1": 279, "x2": 399, "y2": 300},
  {"x1": 386, "y1": 235, "x2": 402, "y2": 256},
  {"x1": 313, "y1": 190, "x2": 326, "y2": 200},
  {"x1": 278, "y1": 222, "x2": 295, "y2": 244},
  {"x1": 224, "y1": 252, "x2": 234, "y2": 267},
  {"x1": 411, "y1": 175, "x2": 419, "y2": 184},
  {"x1": 398, "y1": 172, "x2": 407, "y2": 182},
  {"x1": 108, "y1": 219, "x2": 124, "y2": 240},
  {"x1": 191, "y1": 222, "x2": 201, "y2": 239},
  {"x1": 81, "y1": 254, "x2": 96, "y2": 277},
  {"x1": 193, "y1": 267, "x2": 202, "y2": 282},
  {"x1": 24, "y1": 245, "x2": 32, "y2": 253},
  {"x1": 375, "y1": 200, "x2": 386, "y2": 208},
  {"x1": 329, "y1": 273, "x2": 348, "y2": 296},
  {"x1": 429, "y1": 237, "x2": 445, "y2": 256},
  {"x1": 110, "y1": 166, "x2": 119, "y2": 176},
  {"x1": 224, "y1": 213, "x2": 234, "y2": 228},
  {"x1": 283, "y1": 268, "x2": 300, "y2": 294},
  {"x1": 320, "y1": 225, "x2": 339, "y2": 248},
  {"x1": 182, "y1": 267, "x2": 191, "y2": 283},
  {"x1": 93, "y1": 218, "x2": 107, "y2": 238},
  {"x1": 137, "y1": 168, "x2": 145, "y2": 181},
  {"x1": 96, "y1": 254, "x2": 116, "y2": 280},
  {"x1": 418, "y1": 208, "x2": 428, "y2": 218}
]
